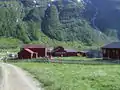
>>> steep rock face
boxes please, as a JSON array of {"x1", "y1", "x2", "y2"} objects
[
  {"x1": 83, "y1": 0, "x2": 120, "y2": 38},
  {"x1": 0, "y1": 0, "x2": 118, "y2": 45},
  {"x1": 20, "y1": 0, "x2": 50, "y2": 8}
]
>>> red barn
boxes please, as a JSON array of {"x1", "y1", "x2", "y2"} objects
[
  {"x1": 51, "y1": 46, "x2": 80, "y2": 57},
  {"x1": 102, "y1": 42, "x2": 120, "y2": 60},
  {"x1": 18, "y1": 44, "x2": 47, "y2": 59},
  {"x1": 51, "y1": 46, "x2": 66, "y2": 57}
]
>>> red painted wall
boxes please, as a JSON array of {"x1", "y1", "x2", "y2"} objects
[
  {"x1": 52, "y1": 48, "x2": 80, "y2": 57},
  {"x1": 52, "y1": 48, "x2": 67, "y2": 57},
  {"x1": 29, "y1": 48, "x2": 46, "y2": 57},
  {"x1": 102, "y1": 48, "x2": 120, "y2": 59},
  {"x1": 18, "y1": 50, "x2": 32, "y2": 59},
  {"x1": 18, "y1": 48, "x2": 46, "y2": 59},
  {"x1": 66, "y1": 52, "x2": 77, "y2": 56}
]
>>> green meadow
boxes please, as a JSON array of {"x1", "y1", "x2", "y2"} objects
[
  {"x1": 15, "y1": 62, "x2": 120, "y2": 90},
  {"x1": 54, "y1": 57, "x2": 101, "y2": 61}
]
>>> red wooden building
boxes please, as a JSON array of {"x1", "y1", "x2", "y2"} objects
[
  {"x1": 51, "y1": 46, "x2": 81, "y2": 57},
  {"x1": 18, "y1": 44, "x2": 47, "y2": 59},
  {"x1": 102, "y1": 42, "x2": 120, "y2": 60}
]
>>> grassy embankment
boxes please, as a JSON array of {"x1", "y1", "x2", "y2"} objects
[
  {"x1": 0, "y1": 36, "x2": 103, "y2": 50},
  {"x1": 15, "y1": 62, "x2": 120, "y2": 90}
]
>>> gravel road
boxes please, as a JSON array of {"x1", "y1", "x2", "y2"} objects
[{"x1": 0, "y1": 63, "x2": 43, "y2": 90}]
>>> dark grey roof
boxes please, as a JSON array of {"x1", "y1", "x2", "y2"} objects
[
  {"x1": 23, "y1": 44, "x2": 46, "y2": 48},
  {"x1": 102, "y1": 42, "x2": 120, "y2": 49},
  {"x1": 80, "y1": 50, "x2": 89, "y2": 53},
  {"x1": 64, "y1": 49, "x2": 77, "y2": 52}
]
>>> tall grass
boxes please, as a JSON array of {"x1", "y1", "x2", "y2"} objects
[{"x1": 15, "y1": 63, "x2": 120, "y2": 90}]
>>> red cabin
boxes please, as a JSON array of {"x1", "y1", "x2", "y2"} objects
[
  {"x1": 51, "y1": 46, "x2": 81, "y2": 57},
  {"x1": 52, "y1": 46, "x2": 66, "y2": 57},
  {"x1": 18, "y1": 44, "x2": 47, "y2": 59},
  {"x1": 102, "y1": 42, "x2": 120, "y2": 60}
]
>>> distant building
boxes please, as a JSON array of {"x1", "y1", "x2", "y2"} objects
[
  {"x1": 80, "y1": 50, "x2": 102, "y2": 58},
  {"x1": 51, "y1": 46, "x2": 81, "y2": 57},
  {"x1": 102, "y1": 42, "x2": 120, "y2": 60},
  {"x1": 18, "y1": 44, "x2": 47, "y2": 59}
]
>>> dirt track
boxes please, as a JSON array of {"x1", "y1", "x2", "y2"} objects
[{"x1": 0, "y1": 63, "x2": 42, "y2": 90}]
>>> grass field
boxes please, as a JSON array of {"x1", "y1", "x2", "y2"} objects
[
  {"x1": 54, "y1": 57, "x2": 101, "y2": 61},
  {"x1": 15, "y1": 62, "x2": 120, "y2": 90}
]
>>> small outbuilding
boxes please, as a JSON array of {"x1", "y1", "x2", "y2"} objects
[
  {"x1": 18, "y1": 44, "x2": 47, "y2": 59},
  {"x1": 65, "y1": 49, "x2": 79, "y2": 56},
  {"x1": 51, "y1": 46, "x2": 66, "y2": 57},
  {"x1": 80, "y1": 50, "x2": 102, "y2": 58},
  {"x1": 51, "y1": 46, "x2": 81, "y2": 57},
  {"x1": 102, "y1": 42, "x2": 120, "y2": 60}
]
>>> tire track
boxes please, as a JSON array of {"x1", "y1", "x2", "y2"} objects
[
  {"x1": 0, "y1": 63, "x2": 9, "y2": 90},
  {"x1": 0, "y1": 63, "x2": 42, "y2": 90}
]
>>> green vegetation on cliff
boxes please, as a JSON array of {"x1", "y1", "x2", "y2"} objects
[{"x1": 0, "y1": 0, "x2": 118, "y2": 48}]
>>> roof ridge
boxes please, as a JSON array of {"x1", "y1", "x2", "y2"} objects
[
  {"x1": 102, "y1": 42, "x2": 120, "y2": 48},
  {"x1": 25, "y1": 49, "x2": 34, "y2": 53}
]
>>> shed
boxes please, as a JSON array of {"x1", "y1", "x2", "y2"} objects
[
  {"x1": 51, "y1": 46, "x2": 66, "y2": 57},
  {"x1": 80, "y1": 50, "x2": 102, "y2": 58},
  {"x1": 51, "y1": 46, "x2": 80, "y2": 57},
  {"x1": 18, "y1": 49, "x2": 38, "y2": 59},
  {"x1": 80, "y1": 51, "x2": 89, "y2": 57},
  {"x1": 18, "y1": 44, "x2": 47, "y2": 59},
  {"x1": 65, "y1": 49, "x2": 80, "y2": 56},
  {"x1": 102, "y1": 42, "x2": 120, "y2": 60}
]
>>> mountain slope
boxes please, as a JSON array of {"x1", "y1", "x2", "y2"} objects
[
  {"x1": 0, "y1": 0, "x2": 118, "y2": 47},
  {"x1": 83, "y1": 0, "x2": 120, "y2": 39}
]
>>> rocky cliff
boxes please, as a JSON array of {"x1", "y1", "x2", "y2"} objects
[{"x1": 0, "y1": 0, "x2": 119, "y2": 46}]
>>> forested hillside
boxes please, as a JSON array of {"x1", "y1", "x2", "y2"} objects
[{"x1": 0, "y1": 0, "x2": 119, "y2": 48}]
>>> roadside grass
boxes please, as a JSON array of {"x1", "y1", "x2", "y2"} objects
[
  {"x1": 15, "y1": 62, "x2": 120, "y2": 90},
  {"x1": 0, "y1": 38, "x2": 21, "y2": 49},
  {"x1": 54, "y1": 57, "x2": 101, "y2": 61}
]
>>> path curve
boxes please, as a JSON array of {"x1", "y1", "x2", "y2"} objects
[{"x1": 0, "y1": 63, "x2": 43, "y2": 90}]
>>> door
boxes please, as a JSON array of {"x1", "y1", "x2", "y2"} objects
[{"x1": 33, "y1": 53, "x2": 38, "y2": 58}]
